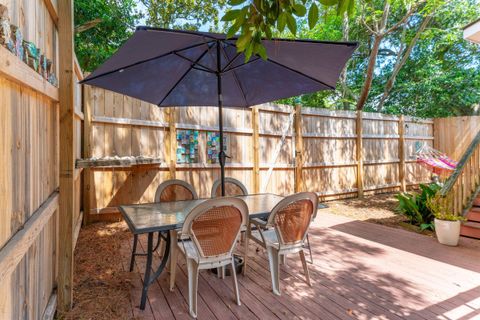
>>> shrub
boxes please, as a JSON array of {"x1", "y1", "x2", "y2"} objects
[
  {"x1": 395, "y1": 183, "x2": 441, "y2": 230},
  {"x1": 426, "y1": 195, "x2": 466, "y2": 222}
]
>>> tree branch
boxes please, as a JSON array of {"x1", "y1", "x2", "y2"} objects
[{"x1": 384, "y1": 0, "x2": 426, "y2": 35}]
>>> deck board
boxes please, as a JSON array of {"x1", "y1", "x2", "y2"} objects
[{"x1": 90, "y1": 211, "x2": 480, "y2": 319}]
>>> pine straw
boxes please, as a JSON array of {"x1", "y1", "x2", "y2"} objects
[
  {"x1": 59, "y1": 221, "x2": 137, "y2": 320},
  {"x1": 326, "y1": 193, "x2": 434, "y2": 236}
]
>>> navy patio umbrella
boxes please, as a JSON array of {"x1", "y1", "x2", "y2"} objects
[{"x1": 81, "y1": 26, "x2": 357, "y2": 195}]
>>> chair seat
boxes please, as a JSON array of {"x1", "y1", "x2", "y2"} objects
[
  {"x1": 177, "y1": 240, "x2": 198, "y2": 260},
  {"x1": 250, "y1": 229, "x2": 279, "y2": 247}
]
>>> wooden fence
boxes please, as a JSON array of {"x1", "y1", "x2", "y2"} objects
[
  {"x1": 434, "y1": 116, "x2": 480, "y2": 161},
  {"x1": 82, "y1": 86, "x2": 434, "y2": 221},
  {"x1": 0, "y1": 0, "x2": 81, "y2": 317}
]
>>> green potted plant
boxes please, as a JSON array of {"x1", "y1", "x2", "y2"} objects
[{"x1": 427, "y1": 196, "x2": 466, "y2": 246}]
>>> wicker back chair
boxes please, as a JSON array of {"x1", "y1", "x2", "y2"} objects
[
  {"x1": 170, "y1": 198, "x2": 248, "y2": 318},
  {"x1": 155, "y1": 179, "x2": 198, "y2": 202},
  {"x1": 210, "y1": 177, "x2": 248, "y2": 198},
  {"x1": 129, "y1": 180, "x2": 198, "y2": 274},
  {"x1": 249, "y1": 192, "x2": 318, "y2": 295}
]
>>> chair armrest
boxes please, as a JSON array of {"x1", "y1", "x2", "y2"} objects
[{"x1": 250, "y1": 218, "x2": 268, "y2": 228}]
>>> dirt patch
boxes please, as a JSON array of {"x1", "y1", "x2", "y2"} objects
[
  {"x1": 325, "y1": 193, "x2": 434, "y2": 236},
  {"x1": 59, "y1": 221, "x2": 136, "y2": 320}
]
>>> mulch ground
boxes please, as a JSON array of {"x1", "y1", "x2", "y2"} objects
[
  {"x1": 325, "y1": 192, "x2": 434, "y2": 236},
  {"x1": 59, "y1": 222, "x2": 136, "y2": 320}
]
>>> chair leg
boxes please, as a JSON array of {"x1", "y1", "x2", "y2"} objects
[
  {"x1": 280, "y1": 254, "x2": 286, "y2": 265},
  {"x1": 243, "y1": 225, "x2": 250, "y2": 275},
  {"x1": 231, "y1": 258, "x2": 241, "y2": 306},
  {"x1": 306, "y1": 233, "x2": 313, "y2": 264},
  {"x1": 187, "y1": 259, "x2": 199, "y2": 318},
  {"x1": 266, "y1": 246, "x2": 281, "y2": 296},
  {"x1": 169, "y1": 231, "x2": 178, "y2": 291},
  {"x1": 299, "y1": 250, "x2": 311, "y2": 287}
]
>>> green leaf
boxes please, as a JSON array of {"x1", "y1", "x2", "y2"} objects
[
  {"x1": 236, "y1": 32, "x2": 252, "y2": 51},
  {"x1": 256, "y1": 43, "x2": 268, "y2": 60},
  {"x1": 226, "y1": 22, "x2": 241, "y2": 39},
  {"x1": 286, "y1": 12, "x2": 297, "y2": 35},
  {"x1": 293, "y1": 4, "x2": 307, "y2": 17},
  {"x1": 228, "y1": 0, "x2": 246, "y2": 5},
  {"x1": 337, "y1": 0, "x2": 349, "y2": 15},
  {"x1": 308, "y1": 3, "x2": 319, "y2": 29},
  {"x1": 244, "y1": 42, "x2": 254, "y2": 61},
  {"x1": 318, "y1": 0, "x2": 339, "y2": 6},
  {"x1": 264, "y1": 25, "x2": 272, "y2": 39},
  {"x1": 277, "y1": 12, "x2": 287, "y2": 32},
  {"x1": 222, "y1": 9, "x2": 242, "y2": 21}
]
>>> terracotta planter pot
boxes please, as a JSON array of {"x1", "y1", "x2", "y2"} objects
[{"x1": 434, "y1": 218, "x2": 461, "y2": 246}]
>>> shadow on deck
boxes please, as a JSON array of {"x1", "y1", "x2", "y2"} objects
[{"x1": 69, "y1": 212, "x2": 480, "y2": 320}]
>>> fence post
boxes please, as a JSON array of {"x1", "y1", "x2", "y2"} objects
[
  {"x1": 252, "y1": 106, "x2": 260, "y2": 193},
  {"x1": 399, "y1": 115, "x2": 406, "y2": 192},
  {"x1": 83, "y1": 85, "x2": 93, "y2": 225},
  {"x1": 166, "y1": 107, "x2": 177, "y2": 179},
  {"x1": 58, "y1": 0, "x2": 75, "y2": 311},
  {"x1": 294, "y1": 105, "x2": 304, "y2": 193},
  {"x1": 356, "y1": 111, "x2": 364, "y2": 198}
]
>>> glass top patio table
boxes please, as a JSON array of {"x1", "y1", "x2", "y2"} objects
[{"x1": 119, "y1": 193, "x2": 285, "y2": 234}]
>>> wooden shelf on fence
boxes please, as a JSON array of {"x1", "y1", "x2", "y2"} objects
[
  {"x1": 0, "y1": 46, "x2": 59, "y2": 101},
  {"x1": 76, "y1": 157, "x2": 166, "y2": 169}
]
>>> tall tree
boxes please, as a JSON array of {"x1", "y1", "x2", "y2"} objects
[
  {"x1": 74, "y1": 0, "x2": 141, "y2": 72},
  {"x1": 140, "y1": 0, "x2": 227, "y2": 31}
]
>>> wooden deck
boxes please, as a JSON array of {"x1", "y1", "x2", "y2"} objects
[{"x1": 114, "y1": 212, "x2": 480, "y2": 319}]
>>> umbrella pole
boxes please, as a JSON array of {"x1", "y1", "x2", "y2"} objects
[{"x1": 216, "y1": 41, "x2": 226, "y2": 196}]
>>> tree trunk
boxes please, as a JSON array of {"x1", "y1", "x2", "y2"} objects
[
  {"x1": 356, "y1": 1, "x2": 390, "y2": 110},
  {"x1": 356, "y1": 34, "x2": 383, "y2": 110}
]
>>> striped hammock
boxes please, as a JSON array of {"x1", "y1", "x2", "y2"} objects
[{"x1": 415, "y1": 143, "x2": 457, "y2": 172}]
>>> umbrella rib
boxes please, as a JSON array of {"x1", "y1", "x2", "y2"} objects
[
  {"x1": 266, "y1": 58, "x2": 336, "y2": 90},
  {"x1": 174, "y1": 52, "x2": 216, "y2": 73},
  {"x1": 80, "y1": 40, "x2": 215, "y2": 84},
  {"x1": 219, "y1": 43, "x2": 249, "y2": 107},
  {"x1": 157, "y1": 45, "x2": 213, "y2": 106},
  {"x1": 220, "y1": 52, "x2": 241, "y2": 73},
  {"x1": 222, "y1": 57, "x2": 261, "y2": 73}
]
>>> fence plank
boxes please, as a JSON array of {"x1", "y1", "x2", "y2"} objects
[
  {"x1": 58, "y1": 0, "x2": 75, "y2": 311},
  {"x1": 399, "y1": 116, "x2": 406, "y2": 192},
  {"x1": 252, "y1": 106, "x2": 260, "y2": 193},
  {"x1": 356, "y1": 111, "x2": 364, "y2": 198},
  {"x1": 295, "y1": 105, "x2": 303, "y2": 192}
]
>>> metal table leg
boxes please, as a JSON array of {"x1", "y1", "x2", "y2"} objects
[
  {"x1": 139, "y1": 231, "x2": 171, "y2": 310},
  {"x1": 130, "y1": 232, "x2": 163, "y2": 272}
]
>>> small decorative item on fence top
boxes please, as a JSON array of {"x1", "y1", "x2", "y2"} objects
[
  {"x1": 23, "y1": 40, "x2": 40, "y2": 72},
  {"x1": 0, "y1": 4, "x2": 59, "y2": 87},
  {"x1": 0, "y1": 4, "x2": 13, "y2": 51},
  {"x1": 10, "y1": 25, "x2": 24, "y2": 61}
]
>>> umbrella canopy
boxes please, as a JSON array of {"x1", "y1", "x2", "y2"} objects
[{"x1": 81, "y1": 27, "x2": 358, "y2": 195}]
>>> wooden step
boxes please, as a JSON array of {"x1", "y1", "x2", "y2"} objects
[
  {"x1": 461, "y1": 221, "x2": 480, "y2": 239},
  {"x1": 473, "y1": 197, "x2": 480, "y2": 206},
  {"x1": 466, "y1": 210, "x2": 480, "y2": 222}
]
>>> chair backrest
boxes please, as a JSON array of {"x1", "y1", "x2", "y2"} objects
[
  {"x1": 181, "y1": 197, "x2": 248, "y2": 259},
  {"x1": 267, "y1": 192, "x2": 318, "y2": 246},
  {"x1": 211, "y1": 177, "x2": 248, "y2": 198},
  {"x1": 155, "y1": 179, "x2": 198, "y2": 202}
]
